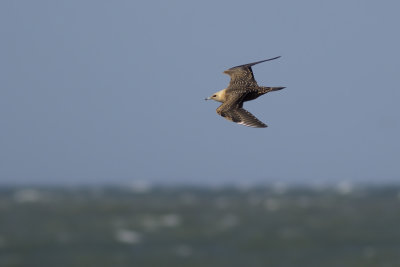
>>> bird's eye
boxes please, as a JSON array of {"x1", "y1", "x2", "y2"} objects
[{"x1": 213, "y1": 95, "x2": 217, "y2": 97}]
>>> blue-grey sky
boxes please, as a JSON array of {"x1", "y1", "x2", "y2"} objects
[{"x1": 1, "y1": 1, "x2": 399, "y2": 185}]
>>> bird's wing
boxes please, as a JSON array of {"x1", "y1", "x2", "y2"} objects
[
  {"x1": 223, "y1": 56, "x2": 280, "y2": 88},
  {"x1": 221, "y1": 107, "x2": 268, "y2": 128},
  {"x1": 216, "y1": 93, "x2": 267, "y2": 128}
]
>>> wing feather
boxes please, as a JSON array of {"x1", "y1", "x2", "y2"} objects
[
  {"x1": 223, "y1": 56, "x2": 281, "y2": 89},
  {"x1": 216, "y1": 93, "x2": 267, "y2": 128}
]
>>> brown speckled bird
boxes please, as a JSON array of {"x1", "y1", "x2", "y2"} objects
[{"x1": 205, "y1": 56, "x2": 285, "y2": 128}]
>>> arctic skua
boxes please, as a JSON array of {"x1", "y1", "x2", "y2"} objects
[{"x1": 206, "y1": 56, "x2": 284, "y2": 128}]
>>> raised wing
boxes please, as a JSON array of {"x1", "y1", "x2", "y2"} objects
[{"x1": 223, "y1": 56, "x2": 281, "y2": 88}]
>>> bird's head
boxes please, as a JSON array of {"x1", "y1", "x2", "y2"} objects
[{"x1": 205, "y1": 89, "x2": 227, "y2": 103}]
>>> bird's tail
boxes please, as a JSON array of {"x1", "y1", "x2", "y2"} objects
[{"x1": 261, "y1": 86, "x2": 285, "y2": 93}]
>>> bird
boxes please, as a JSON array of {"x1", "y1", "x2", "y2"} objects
[{"x1": 205, "y1": 56, "x2": 285, "y2": 128}]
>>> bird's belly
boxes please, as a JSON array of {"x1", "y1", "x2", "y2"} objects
[{"x1": 243, "y1": 92, "x2": 262, "y2": 102}]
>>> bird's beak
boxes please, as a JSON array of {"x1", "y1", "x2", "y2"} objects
[{"x1": 205, "y1": 97, "x2": 211, "y2": 101}]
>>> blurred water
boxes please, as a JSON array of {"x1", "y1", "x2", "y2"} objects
[{"x1": 0, "y1": 185, "x2": 400, "y2": 267}]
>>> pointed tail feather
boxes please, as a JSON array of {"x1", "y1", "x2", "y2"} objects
[{"x1": 261, "y1": 87, "x2": 285, "y2": 93}]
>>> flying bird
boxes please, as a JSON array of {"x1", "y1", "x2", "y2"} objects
[{"x1": 205, "y1": 56, "x2": 285, "y2": 128}]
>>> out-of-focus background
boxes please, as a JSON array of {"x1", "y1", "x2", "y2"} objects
[
  {"x1": 1, "y1": 1, "x2": 400, "y2": 266},
  {"x1": 1, "y1": 185, "x2": 400, "y2": 266}
]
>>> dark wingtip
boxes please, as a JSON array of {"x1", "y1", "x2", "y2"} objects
[
  {"x1": 270, "y1": 56, "x2": 281, "y2": 60},
  {"x1": 229, "y1": 56, "x2": 282, "y2": 70},
  {"x1": 253, "y1": 124, "x2": 268, "y2": 128}
]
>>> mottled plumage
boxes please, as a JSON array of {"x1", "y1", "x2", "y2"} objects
[{"x1": 206, "y1": 57, "x2": 285, "y2": 128}]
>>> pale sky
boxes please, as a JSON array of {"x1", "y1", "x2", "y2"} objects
[{"x1": 1, "y1": 0, "x2": 399, "y2": 185}]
